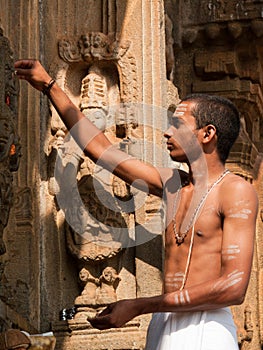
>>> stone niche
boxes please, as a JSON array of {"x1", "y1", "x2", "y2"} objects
[{"x1": 49, "y1": 30, "x2": 168, "y2": 349}]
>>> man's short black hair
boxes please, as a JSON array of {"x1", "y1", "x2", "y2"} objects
[{"x1": 182, "y1": 94, "x2": 240, "y2": 163}]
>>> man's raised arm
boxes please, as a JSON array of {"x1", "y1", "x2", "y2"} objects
[{"x1": 14, "y1": 59, "x2": 163, "y2": 197}]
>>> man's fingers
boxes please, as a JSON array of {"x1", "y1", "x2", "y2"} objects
[
  {"x1": 14, "y1": 59, "x2": 37, "y2": 69},
  {"x1": 88, "y1": 315, "x2": 115, "y2": 330},
  {"x1": 98, "y1": 305, "x2": 113, "y2": 316}
]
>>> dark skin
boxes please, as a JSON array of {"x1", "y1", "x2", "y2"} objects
[{"x1": 14, "y1": 59, "x2": 258, "y2": 330}]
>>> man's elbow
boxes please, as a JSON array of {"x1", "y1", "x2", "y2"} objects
[
  {"x1": 231, "y1": 294, "x2": 245, "y2": 305},
  {"x1": 228, "y1": 287, "x2": 246, "y2": 306}
]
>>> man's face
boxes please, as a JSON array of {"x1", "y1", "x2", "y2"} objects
[{"x1": 164, "y1": 101, "x2": 203, "y2": 164}]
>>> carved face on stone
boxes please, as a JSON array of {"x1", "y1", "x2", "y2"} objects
[
  {"x1": 79, "y1": 267, "x2": 89, "y2": 282},
  {"x1": 82, "y1": 108, "x2": 107, "y2": 131},
  {"x1": 102, "y1": 267, "x2": 117, "y2": 283}
]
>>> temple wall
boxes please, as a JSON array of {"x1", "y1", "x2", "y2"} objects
[{"x1": 0, "y1": 1, "x2": 262, "y2": 349}]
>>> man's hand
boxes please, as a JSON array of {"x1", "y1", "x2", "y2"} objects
[
  {"x1": 88, "y1": 299, "x2": 140, "y2": 330},
  {"x1": 14, "y1": 59, "x2": 52, "y2": 92}
]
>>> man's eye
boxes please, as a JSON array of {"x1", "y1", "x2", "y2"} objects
[{"x1": 168, "y1": 116, "x2": 180, "y2": 128}]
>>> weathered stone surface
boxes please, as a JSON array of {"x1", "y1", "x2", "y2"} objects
[{"x1": 0, "y1": 1, "x2": 262, "y2": 350}]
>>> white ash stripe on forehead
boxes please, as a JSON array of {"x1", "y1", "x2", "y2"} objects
[{"x1": 177, "y1": 103, "x2": 188, "y2": 107}]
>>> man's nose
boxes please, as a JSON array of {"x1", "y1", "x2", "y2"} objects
[{"x1": 164, "y1": 127, "x2": 173, "y2": 138}]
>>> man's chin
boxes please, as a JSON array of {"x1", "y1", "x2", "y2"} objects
[{"x1": 169, "y1": 154, "x2": 186, "y2": 163}]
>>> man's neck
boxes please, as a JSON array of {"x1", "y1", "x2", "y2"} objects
[{"x1": 187, "y1": 156, "x2": 225, "y2": 188}]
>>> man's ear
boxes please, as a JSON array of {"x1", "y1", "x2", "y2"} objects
[{"x1": 202, "y1": 124, "x2": 217, "y2": 143}]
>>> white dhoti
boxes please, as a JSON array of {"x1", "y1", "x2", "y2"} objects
[{"x1": 145, "y1": 308, "x2": 239, "y2": 350}]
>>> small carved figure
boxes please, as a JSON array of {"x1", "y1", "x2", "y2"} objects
[
  {"x1": 75, "y1": 268, "x2": 99, "y2": 305},
  {"x1": 96, "y1": 267, "x2": 120, "y2": 305}
]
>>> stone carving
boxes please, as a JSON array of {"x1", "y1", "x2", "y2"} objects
[
  {"x1": 63, "y1": 63, "x2": 131, "y2": 264},
  {"x1": 75, "y1": 268, "x2": 99, "y2": 305},
  {"x1": 206, "y1": 0, "x2": 225, "y2": 21},
  {"x1": 96, "y1": 267, "x2": 120, "y2": 305},
  {"x1": 13, "y1": 188, "x2": 33, "y2": 229},
  {"x1": 58, "y1": 32, "x2": 138, "y2": 104},
  {"x1": 244, "y1": 305, "x2": 253, "y2": 341},
  {"x1": 49, "y1": 42, "x2": 140, "y2": 315},
  {"x1": 0, "y1": 29, "x2": 21, "y2": 255},
  {"x1": 194, "y1": 51, "x2": 239, "y2": 77},
  {"x1": 58, "y1": 32, "x2": 130, "y2": 63},
  {"x1": 201, "y1": 0, "x2": 263, "y2": 21},
  {"x1": 75, "y1": 266, "x2": 120, "y2": 306},
  {"x1": 237, "y1": 305, "x2": 254, "y2": 349}
]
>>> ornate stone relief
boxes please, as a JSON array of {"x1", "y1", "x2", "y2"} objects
[
  {"x1": 58, "y1": 32, "x2": 138, "y2": 104},
  {"x1": 0, "y1": 29, "x2": 21, "y2": 255},
  {"x1": 47, "y1": 32, "x2": 141, "y2": 317},
  {"x1": 179, "y1": 0, "x2": 263, "y2": 24},
  {"x1": 74, "y1": 266, "x2": 120, "y2": 306},
  {"x1": 13, "y1": 188, "x2": 33, "y2": 229}
]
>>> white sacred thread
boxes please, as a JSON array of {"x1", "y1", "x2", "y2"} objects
[
  {"x1": 173, "y1": 169, "x2": 230, "y2": 245},
  {"x1": 175, "y1": 169, "x2": 231, "y2": 291}
]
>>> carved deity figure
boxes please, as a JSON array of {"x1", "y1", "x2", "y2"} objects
[
  {"x1": 54, "y1": 32, "x2": 139, "y2": 312},
  {"x1": 57, "y1": 63, "x2": 132, "y2": 308}
]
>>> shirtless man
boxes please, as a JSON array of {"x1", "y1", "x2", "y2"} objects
[{"x1": 14, "y1": 59, "x2": 258, "y2": 349}]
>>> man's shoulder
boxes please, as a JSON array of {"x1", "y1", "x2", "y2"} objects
[
  {"x1": 223, "y1": 172, "x2": 254, "y2": 188},
  {"x1": 221, "y1": 172, "x2": 258, "y2": 201}
]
